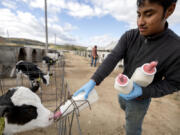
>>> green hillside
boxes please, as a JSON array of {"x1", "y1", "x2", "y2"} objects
[{"x1": 0, "y1": 36, "x2": 87, "y2": 51}]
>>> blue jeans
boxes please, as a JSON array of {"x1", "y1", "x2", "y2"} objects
[
  {"x1": 91, "y1": 57, "x2": 97, "y2": 67},
  {"x1": 118, "y1": 95, "x2": 151, "y2": 135}
]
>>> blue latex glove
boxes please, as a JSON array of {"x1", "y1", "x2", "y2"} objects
[
  {"x1": 119, "y1": 83, "x2": 142, "y2": 100},
  {"x1": 73, "y1": 79, "x2": 96, "y2": 99}
]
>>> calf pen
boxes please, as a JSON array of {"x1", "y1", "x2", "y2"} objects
[{"x1": 0, "y1": 55, "x2": 84, "y2": 135}]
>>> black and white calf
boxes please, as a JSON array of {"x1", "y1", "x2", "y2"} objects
[
  {"x1": 42, "y1": 56, "x2": 56, "y2": 72},
  {"x1": 29, "y1": 80, "x2": 40, "y2": 93},
  {"x1": 0, "y1": 86, "x2": 53, "y2": 135},
  {"x1": 14, "y1": 60, "x2": 50, "y2": 87},
  {"x1": 47, "y1": 52, "x2": 60, "y2": 61}
]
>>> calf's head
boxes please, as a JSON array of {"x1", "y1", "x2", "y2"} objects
[
  {"x1": 42, "y1": 73, "x2": 52, "y2": 86},
  {"x1": 0, "y1": 87, "x2": 53, "y2": 135},
  {"x1": 30, "y1": 80, "x2": 40, "y2": 92}
]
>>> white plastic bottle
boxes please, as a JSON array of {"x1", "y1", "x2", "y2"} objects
[
  {"x1": 131, "y1": 61, "x2": 158, "y2": 87},
  {"x1": 114, "y1": 74, "x2": 133, "y2": 94},
  {"x1": 54, "y1": 89, "x2": 99, "y2": 118}
]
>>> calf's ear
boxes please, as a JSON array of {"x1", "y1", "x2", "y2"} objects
[{"x1": 0, "y1": 105, "x2": 9, "y2": 117}]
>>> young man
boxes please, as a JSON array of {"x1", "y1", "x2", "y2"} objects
[
  {"x1": 69, "y1": 0, "x2": 179, "y2": 134},
  {"x1": 91, "y1": 45, "x2": 98, "y2": 67}
]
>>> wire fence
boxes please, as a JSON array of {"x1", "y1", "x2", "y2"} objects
[{"x1": 0, "y1": 55, "x2": 83, "y2": 135}]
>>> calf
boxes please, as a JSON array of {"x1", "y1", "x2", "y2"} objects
[
  {"x1": 30, "y1": 80, "x2": 40, "y2": 93},
  {"x1": 15, "y1": 60, "x2": 50, "y2": 86},
  {"x1": 42, "y1": 56, "x2": 56, "y2": 72},
  {"x1": 47, "y1": 52, "x2": 60, "y2": 61},
  {"x1": 0, "y1": 86, "x2": 53, "y2": 135}
]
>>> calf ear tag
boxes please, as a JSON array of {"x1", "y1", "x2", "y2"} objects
[
  {"x1": 0, "y1": 117, "x2": 5, "y2": 134},
  {"x1": 37, "y1": 77, "x2": 41, "y2": 82}
]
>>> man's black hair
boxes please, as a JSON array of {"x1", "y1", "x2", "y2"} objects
[{"x1": 137, "y1": 0, "x2": 178, "y2": 12}]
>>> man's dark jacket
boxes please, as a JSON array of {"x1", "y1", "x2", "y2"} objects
[{"x1": 91, "y1": 24, "x2": 180, "y2": 99}]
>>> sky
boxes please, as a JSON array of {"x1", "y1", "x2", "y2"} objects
[{"x1": 0, "y1": 0, "x2": 180, "y2": 47}]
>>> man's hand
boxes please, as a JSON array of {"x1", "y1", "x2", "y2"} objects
[
  {"x1": 73, "y1": 79, "x2": 96, "y2": 99},
  {"x1": 119, "y1": 83, "x2": 142, "y2": 100}
]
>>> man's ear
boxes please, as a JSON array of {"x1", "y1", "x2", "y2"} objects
[{"x1": 164, "y1": 3, "x2": 176, "y2": 19}]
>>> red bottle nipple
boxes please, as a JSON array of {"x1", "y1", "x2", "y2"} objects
[
  {"x1": 143, "y1": 61, "x2": 158, "y2": 74},
  {"x1": 117, "y1": 74, "x2": 128, "y2": 85}
]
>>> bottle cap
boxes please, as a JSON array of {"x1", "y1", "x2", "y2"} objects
[{"x1": 143, "y1": 61, "x2": 158, "y2": 74}]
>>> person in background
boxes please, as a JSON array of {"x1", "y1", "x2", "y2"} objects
[
  {"x1": 91, "y1": 45, "x2": 98, "y2": 67},
  {"x1": 73, "y1": 0, "x2": 180, "y2": 135}
]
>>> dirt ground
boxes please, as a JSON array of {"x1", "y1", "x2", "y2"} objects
[
  {"x1": 14, "y1": 52, "x2": 180, "y2": 135},
  {"x1": 63, "y1": 52, "x2": 180, "y2": 135}
]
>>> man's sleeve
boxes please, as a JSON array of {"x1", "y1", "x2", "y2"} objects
[
  {"x1": 141, "y1": 57, "x2": 180, "y2": 98},
  {"x1": 91, "y1": 31, "x2": 129, "y2": 85}
]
